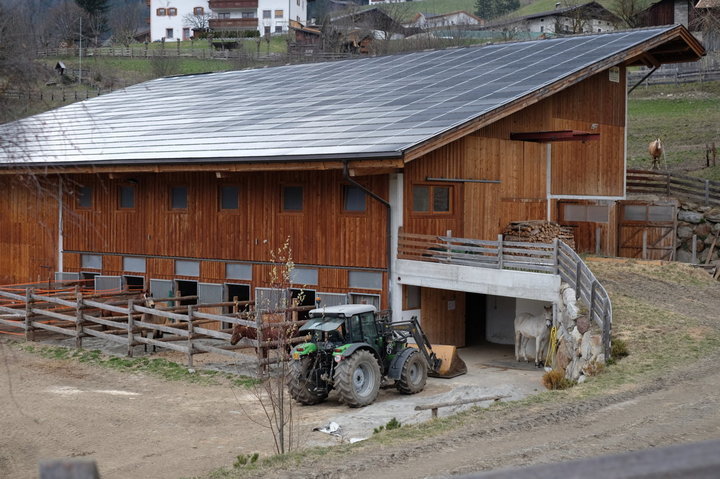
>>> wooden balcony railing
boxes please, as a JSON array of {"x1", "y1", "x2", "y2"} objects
[
  {"x1": 397, "y1": 229, "x2": 612, "y2": 358},
  {"x1": 209, "y1": 18, "x2": 259, "y2": 29},
  {"x1": 209, "y1": 0, "x2": 259, "y2": 9}
]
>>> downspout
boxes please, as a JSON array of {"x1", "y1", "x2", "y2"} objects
[
  {"x1": 342, "y1": 161, "x2": 392, "y2": 309},
  {"x1": 58, "y1": 178, "x2": 63, "y2": 275}
]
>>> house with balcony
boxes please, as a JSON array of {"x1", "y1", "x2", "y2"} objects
[
  {"x1": 149, "y1": 0, "x2": 307, "y2": 41},
  {"x1": 0, "y1": 26, "x2": 704, "y2": 353}
]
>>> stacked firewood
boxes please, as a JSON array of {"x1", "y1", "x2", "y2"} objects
[{"x1": 502, "y1": 220, "x2": 576, "y2": 250}]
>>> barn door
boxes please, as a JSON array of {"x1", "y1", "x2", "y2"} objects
[{"x1": 617, "y1": 201, "x2": 677, "y2": 260}]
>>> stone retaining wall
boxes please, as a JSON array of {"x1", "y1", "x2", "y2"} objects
[{"x1": 675, "y1": 203, "x2": 720, "y2": 265}]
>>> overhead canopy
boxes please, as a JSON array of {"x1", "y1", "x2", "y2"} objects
[{"x1": 0, "y1": 25, "x2": 704, "y2": 169}]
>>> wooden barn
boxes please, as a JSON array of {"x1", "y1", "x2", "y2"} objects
[{"x1": 0, "y1": 26, "x2": 704, "y2": 348}]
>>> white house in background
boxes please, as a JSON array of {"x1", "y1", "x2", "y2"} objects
[
  {"x1": 407, "y1": 11, "x2": 484, "y2": 30},
  {"x1": 480, "y1": 1, "x2": 620, "y2": 35},
  {"x1": 149, "y1": 0, "x2": 307, "y2": 41},
  {"x1": 150, "y1": 0, "x2": 210, "y2": 41}
]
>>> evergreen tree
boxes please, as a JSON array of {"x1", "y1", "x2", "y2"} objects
[
  {"x1": 75, "y1": 0, "x2": 109, "y2": 16},
  {"x1": 475, "y1": 0, "x2": 520, "y2": 20}
]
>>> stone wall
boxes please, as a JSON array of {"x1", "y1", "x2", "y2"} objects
[{"x1": 675, "y1": 203, "x2": 720, "y2": 265}]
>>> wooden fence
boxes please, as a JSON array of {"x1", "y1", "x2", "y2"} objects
[
  {"x1": 0, "y1": 287, "x2": 311, "y2": 376},
  {"x1": 398, "y1": 230, "x2": 612, "y2": 358},
  {"x1": 626, "y1": 169, "x2": 720, "y2": 207}
]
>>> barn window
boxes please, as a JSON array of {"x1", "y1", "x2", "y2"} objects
[
  {"x1": 343, "y1": 185, "x2": 366, "y2": 212},
  {"x1": 349, "y1": 293, "x2": 380, "y2": 308},
  {"x1": 171, "y1": 186, "x2": 188, "y2": 209},
  {"x1": 282, "y1": 185, "x2": 303, "y2": 211},
  {"x1": 123, "y1": 256, "x2": 146, "y2": 273},
  {"x1": 119, "y1": 185, "x2": 135, "y2": 209},
  {"x1": 562, "y1": 204, "x2": 609, "y2": 223},
  {"x1": 290, "y1": 267, "x2": 318, "y2": 286},
  {"x1": 156, "y1": 8, "x2": 166, "y2": 16},
  {"x1": 81, "y1": 254, "x2": 102, "y2": 269},
  {"x1": 220, "y1": 185, "x2": 240, "y2": 210},
  {"x1": 175, "y1": 260, "x2": 200, "y2": 277},
  {"x1": 349, "y1": 271, "x2": 382, "y2": 290},
  {"x1": 412, "y1": 185, "x2": 451, "y2": 213},
  {"x1": 78, "y1": 186, "x2": 93, "y2": 209},
  {"x1": 226, "y1": 263, "x2": 252, "y2": 281},
  {"x1": 404, "y1": 285, "x2": 421, "y2": 310}
]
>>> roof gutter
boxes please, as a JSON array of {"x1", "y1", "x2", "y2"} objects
[{"x1": 342, "y1": 160, "x2": 393, "y2": 309}]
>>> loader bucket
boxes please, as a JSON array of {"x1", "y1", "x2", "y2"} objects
[{"x1": 428, "y1": 345, "x2": 467, "y2": 378}]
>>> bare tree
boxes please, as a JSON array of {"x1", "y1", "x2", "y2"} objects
[
  {"x1": 184, "y1": 11, "x2": 212, "y2": 36},
  {"x1": 42, "y1": 1, "x2": 86, "y2": 47},
  {"x1": 612, "y1": 0, "x2": 651, "y2": 28},
  {"x1": 109, "y1": 1, "x2": 145, "y2": 47}
]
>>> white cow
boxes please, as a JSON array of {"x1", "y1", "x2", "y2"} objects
[{"x1": 514, "y1": 306, "x2": 553, "y2": 367}]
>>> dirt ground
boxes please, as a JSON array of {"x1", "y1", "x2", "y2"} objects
[{"x1": 2, "y1": 260, "x2": 719, "y2": 479}]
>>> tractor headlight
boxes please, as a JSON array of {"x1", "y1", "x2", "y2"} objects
[{"x1": 334, "y1": 355, "x2": 342, "y2": 363}]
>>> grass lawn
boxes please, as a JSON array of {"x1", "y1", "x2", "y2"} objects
[{"x1": 627, "y1": 81, "x2": 720, "y2": 179}]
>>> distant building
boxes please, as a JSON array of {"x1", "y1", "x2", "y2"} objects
[
  {"x1": 479, "y1": 1, "x2": 620, "y2": 36},
  {"x1": 148, "y1": 0, "x2": 307, "y2": 41},
  {"x1": 407, "y1": 11, "x2": 484, "y2": 30}
]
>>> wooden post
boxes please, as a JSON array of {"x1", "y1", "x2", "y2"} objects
[
  {"x1": 256, "y1": 308, "x2": 266, "y2": 377},
  {"x1": 497, "y1": 234, "x2": 504, "y2": 270},
  {"x1": 603, "y1": 298, "x2": 611, "y2": 360},
  {"x1": 575, "y1": 261, "x2": 582, "y2": 300},
  {"x1": 552, "y1": 238, "x2": 558, "y2": 274},
  {"x1": 127, "y1": 299, "x2": 135, "y2": 358},
  {"x1": 25, "y1": 288, "x2": 35, "y2": 341},
  {"x1": 665, "y1": 172, "x2": 671, "y2": 196},
  {"x1": 692, "y1": 234, "x2": 698, "y2": 264},
  {"x1": 595, "y1": 227, "x2": 602, "y2": 255},
  {"x1": 589, "y1": 281, "x2": 597, "y2": 324},
  {"x1": 705, "y1": 180, "x2": 710, "y2": 206},
  {"x1": 187, "y1": 306, "x2": 195, "y2": 369},
  {"x1": 75, "y1": 288, "x2": 85, "y2": 349}
]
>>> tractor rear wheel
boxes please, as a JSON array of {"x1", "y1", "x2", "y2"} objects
[
  {"x1": 288, "y1": 357, "x2": 328, "y2": 405},
  {"x1": 395, "y1": 350, "x2": 427, "y2": 394},
  {"x1": 333, "y1": 350, "x2": 381, "y2": 407}
]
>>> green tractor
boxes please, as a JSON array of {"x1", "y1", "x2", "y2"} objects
[{"x1": 288, "y1": 304, "x2": 465, "y2": 408}]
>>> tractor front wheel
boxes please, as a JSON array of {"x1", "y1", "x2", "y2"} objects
[
  {"x1": 288, "y1": 356, "x2": 328, "y2": 405},
  {"x1": 395, "y1": 350, "x2": 427, "y2": 394},
  {"x1": 333, "y1": 350, "x2": 381, "y2": 407}
]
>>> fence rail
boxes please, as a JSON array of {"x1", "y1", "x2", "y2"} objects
[
  {"x1": 0, "y1": 288, "x2": 311, "y2": 376},
  {"x1": 626, "y1": 169, "x2": 720, "y2": 207},
  {"x1": 398, "y1": 230, "x2": 612, "y2": 358}
]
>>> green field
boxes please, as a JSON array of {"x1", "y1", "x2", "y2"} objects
[{"x1": 627, "y1": 81, "x2": 720, "y2": 180}]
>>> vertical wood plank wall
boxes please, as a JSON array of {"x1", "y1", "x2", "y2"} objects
[
  {"x1": 0, "y1": 178, "x2": 58, "y2": 284},
  {"x1": 420, "y1": 288, "x2": 466, "y2": 347}
]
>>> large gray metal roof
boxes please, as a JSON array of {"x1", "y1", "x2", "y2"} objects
[{"x1": 0, "y1": 25, "x2": 702, "y2": 167}]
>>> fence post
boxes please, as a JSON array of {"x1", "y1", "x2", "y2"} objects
[
  {"x1": 24, "y1": 288, "x2": 35, "y2": 342},
  {"x1": 642, "y1": 230, "x2": 648, "y2": 259},
  {"x1": 127, "y1": 299, "x2": 135, "y2": 358},
  {"x1": 589, "y1": 281, "x2": 597, "y2": 323},
  {"x1": 595, "y1": 227, "x2": 602, "y2": 255},
  {"x1": 575, "y1": 261, "x2": 582, "y2": 300},
  {"x1": 75, "y1": 288, "x2": 85, "y2": 349},
  {"x1": 552, "y1": 238, "x2": 558, "y2": 274},
  {"x1": 187, "y1": 305, "x2": 195, "y2": 369},
  {"x1": 497, "y1": 234, "x2": 504, "y2": 270},
  {"x1": 705, "y1": 180, "x2": 710, "y2": 206},
  {"x1": 692, "y1": 234, "x2": 698, "y2": 263},
  {"x1": 665, "y1": 172, "x2": 670, "y2": 196},
  {"x1": 256, "y1": 308, "x2": 266, "y2": 377},
  {"x1": 603, "y1": 298, "x2": 611, "y2": 360}
]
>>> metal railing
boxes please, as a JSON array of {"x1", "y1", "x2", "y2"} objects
[
  {"x1": 627, "y1": 169, "x2": 720, "y2": 207},
  {"x1": 398, "y1": 230, "x2": 612, "y2": 358}
]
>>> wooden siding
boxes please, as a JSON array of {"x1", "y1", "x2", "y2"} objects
[
  {"x1": 558, "y1": 200, "x2": 619, "y2": 256},
  {"x1": 62, "y1": 170, "x2": 388, "y2": 269},
  {"x1": 0, "y1": 178, "x2": 58, "y2": 284},
  {"x1": 420, "y1": 288, "x2": 465, "y2": 347},
  {"x1": 404, "y1": 68, "x2": 627, "y2": 240}
]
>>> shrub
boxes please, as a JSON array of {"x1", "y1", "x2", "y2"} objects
[
  {"x1": 611, "y1": 337, "x2": 629, "y2": 360},
  {"x1": 542, "y1": 370, "x2": 575, "y2": 390}
]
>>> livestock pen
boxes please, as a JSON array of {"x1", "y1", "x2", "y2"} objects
[{"x1": 0, "y1": 282, "x2": 312, "y2": 376}]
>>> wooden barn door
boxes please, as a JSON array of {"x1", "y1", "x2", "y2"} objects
[
  {"x1": 617, "y1": 201, "x2": 677, "y2": 260},
  {"x1": 420, "y1": 288, "x2": 465, "y2": 347}
]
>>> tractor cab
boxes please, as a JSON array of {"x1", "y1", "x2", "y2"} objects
[{"x1": 300, "y1": 304, "x2": 380, "y2": 349}]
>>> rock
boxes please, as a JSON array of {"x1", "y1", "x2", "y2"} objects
[
  {"x1": 675, "y1": 248, "x2": 694, "y2": 263},
  {"x1": 677, "y1": 224, "x2": 695, "y2": 239},
  {"x1": 713, "y1": 223, "x2": 720, "y2": 234},
  {"x1": 705, "y1": 233, "x2": 719, "y2": 245},
  {"x1": 555, "y1": 338, "x2": 573, "y2": 371},
  {"x1": 696, "y1": 223, "x2": 712, "y2": 238},
  {"x1": 705, "y1": 208, "x2": 720, "y2": 223},
  {"x1": 678, "y1": 210, "x2": 704, "y2": 224},
  {"x1": 681, "y1": 201, "x2": 700, "y2": 211},
  {"x1": 576, "y1": 316, "x2": 591, "y2": 335},
  {"x1": 699, "y1": 206, "x2": 713, "y2": 213},
  {"x1": 570, "y1": 327, "x2": 583, "y2": 343}
]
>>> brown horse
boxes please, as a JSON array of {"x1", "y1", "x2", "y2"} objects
[{"x1": 230, "y1": 313, "x2": 300, "y2": 347}]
